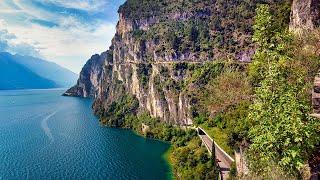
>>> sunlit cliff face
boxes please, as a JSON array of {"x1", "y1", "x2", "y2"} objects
[{"x1": 290, "y1": 0, "x2": 320, "y2": 31}]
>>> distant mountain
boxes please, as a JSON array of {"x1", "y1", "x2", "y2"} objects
[
  {"x1": 0, "y1": 52, "x2": 57, "y2": 90},
  {"x1": 0, "y1": 52, "x2": 78, "y2": 90},
  {"x1": 10, "y1": 54, "x2": 78, "y2": 87}
]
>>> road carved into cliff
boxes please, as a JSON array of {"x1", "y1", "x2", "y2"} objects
[
  {"x1": 197, "y1": 127, "x2": 234, "y2": 180},
  {"x1": 114, "y1": 60, "x2": 249, "y2": 65}
]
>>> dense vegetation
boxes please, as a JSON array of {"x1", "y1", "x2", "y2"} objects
[
  {"x1": 246, "y1": 5, "x2": 320, "y2": 177},
  {"x1": 188, "y1": 4, "x2": 320, "y2": 178},
  {"x1": 137, "y1": 63, "x2": 152, "y2": 87},
  {"x1": 95, "y1": 0, "x2": 320, "y2": 179},
  {"x1": 98, "y1": 60, "x2": 251, "y2": 178},
  {"x1": 119, "y1": 0, "x2": 291, "y2": 62}
]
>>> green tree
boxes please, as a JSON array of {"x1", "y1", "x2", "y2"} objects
[
  {"x1": 247, "y1": 4, "x2": 320, "y2": 176},
  {"x1": 249, "y1": 4, "x2": 292, "y2": 85}
]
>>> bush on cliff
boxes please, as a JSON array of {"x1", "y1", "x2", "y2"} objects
[{"x1": 246, "y1": 4, "x2": 320, "y2": 176}]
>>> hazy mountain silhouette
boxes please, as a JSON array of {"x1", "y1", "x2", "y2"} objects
[{"x1": 0, "y1": 52, "x2": 78, "y2": 90}]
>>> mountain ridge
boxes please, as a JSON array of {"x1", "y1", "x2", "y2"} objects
[
  {"x1": 0, "y1": 52, "x2": 57, "y2": 90},
  {"x1": 65, "y1": 0, "x2": 290, "y2": 124},
  {"x1": 64, "y1": 0, "x2": 320, "y2": 178},
  {"x1": 0, "y1": 52, "x2": 78, "y2": 90},
  {"x1": 9, "y1": 53, "x2": 78, "y2": 87}
]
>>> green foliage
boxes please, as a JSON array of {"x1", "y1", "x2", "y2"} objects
[
  {"x1": 100, "y1": 95, "x2": 139, "y2": 127},
  {"x1": 187, "y1": 61, "x2": 252, "y2": 122},
  {"x1": 229, "y1": 162, "x2": 237, "y2": 178},
  {"x1": 271, "y1": 1, "x2": 292, "y2": 29},
  {"x1": 159, "y1": 65, "x2": 170, "y2": 78},
  {"x1": 185, "y1": 61, "x2": 253, "y2": 157},
  {"x1": 200, "y1": 124, "x2": 234, "y2": 156},
  {"x1": 249, "y1": 3, "x2": 294, "y2": 85},
  {"x1": 170, "y1": 137, "x2": 218, "y2": 179},
  {"x1": 136, "y1": 63, "x2": 152, "y2": 87},
  {"x1": 247, "y1": 4, "x2": 320, "y2": 175},
  {"x1": 132, "y1": 29, "x2": 146, "y2": 40},
  {"x1": 252, "y1": 4, "x2": 274, "y2": 49},
  {"x1": 120, "y1": 0, "x2": 291, "y2": 62},
  {"x1": 224, "y1": 101, "x2": 252, "y2": 148},
  {"x1": 124, "y1": 113, "x2": 219, "y2": 179},
  {"x1": 193, "y1": 113, "x2": 209, "y2": 126},
  {"x1": 188, "y1": 61, "x2": 225, "y2": 86},
  {"x1": 206, "y1": 69, "x2": 252, "y2": 113}
]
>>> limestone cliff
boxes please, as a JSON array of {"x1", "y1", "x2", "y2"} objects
[
  {"x1": 64, "y1": 52, "x2": 108, "y2": 97},
  {"x1": 65, "y1": 0, "x2": 287, "y2": 125},
  {"x1": 290, "y1": 0, "x2": 320, "y2": 114},
  {"x1": 290, "y1": 0, "x2": 320, "y2": 31}
]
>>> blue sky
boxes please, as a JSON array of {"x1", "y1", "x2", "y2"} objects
[{"x1": 0, "y1": 0, "x2": 126, "y2": 73}]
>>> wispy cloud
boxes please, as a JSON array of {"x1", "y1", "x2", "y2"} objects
[
  {"x1": 43, "y1": 0, "x2": 109, "y2": 12},
  {"x1": 0, "y1": 22, "x2": 40, "y2": 57},
  {"x1": 0, "y1": 0, "x2": 125, "y2": 73}
]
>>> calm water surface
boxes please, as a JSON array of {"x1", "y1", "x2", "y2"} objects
[{"x1": 0, "y1": 89, "x2": 171, "y2": 179}]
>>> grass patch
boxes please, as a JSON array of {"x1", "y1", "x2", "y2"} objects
[
  {"x1": 200, "y1": 123, "x2": 234, "y2": 158},
  {"x1": 163, "y1": 147, "x2": 174, "y2": 180}
]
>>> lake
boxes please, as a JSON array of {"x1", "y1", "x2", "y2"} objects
[{"x1": 0, "y1": 89, "x2": 171, "y2": 179}]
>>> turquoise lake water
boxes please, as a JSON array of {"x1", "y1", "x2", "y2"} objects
[{"x1": 0, "y1": 89, "x2": 171, "y2": 179}]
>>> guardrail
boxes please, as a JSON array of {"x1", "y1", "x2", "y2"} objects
[{"x1": 197, "y1": 127, "x2": 234, "y2": 162}]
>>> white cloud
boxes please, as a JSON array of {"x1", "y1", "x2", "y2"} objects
[
  {"x1": 0, "y1": 0, "x2": 118, "y2": 73},
  {"x1": 1, "y1": 19, "x2": 115, "y2": 73},
  {"x1": 43, "y1": 0, "x2": 109, "y2": 12},
  {"x1": 0, "y1": 22, "x2": 40, "y2": 57},
  {"x1": 11, "y1": 43, "x2": 41, "y2": 57},
  {"x1": 11, "y1": 0, "x2": 62, "y2": 22},
  {"x1": 0, "y1": 29, "x2": 16, "y2": 40}
]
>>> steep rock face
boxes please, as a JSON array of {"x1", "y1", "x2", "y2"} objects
[
  {"x1": 93, "y1": 62, "x2": 193, "y2": 124},
  {"x1": 66, "y1": 0, "x2": 286, "y2": 125},
  {"x1": 113, "y1": 0, "x2": 260, "y2": 63},
  {"x1": 290, "y1": 0, "x2": 320, "y2": 30},
  {"x1": 64, "y1": 52, "x2": 108, "y2": 97}
]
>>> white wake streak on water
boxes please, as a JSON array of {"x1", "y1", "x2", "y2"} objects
[{"x1": 41, "y1": 111, "x2": 57, "y2": 142}]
